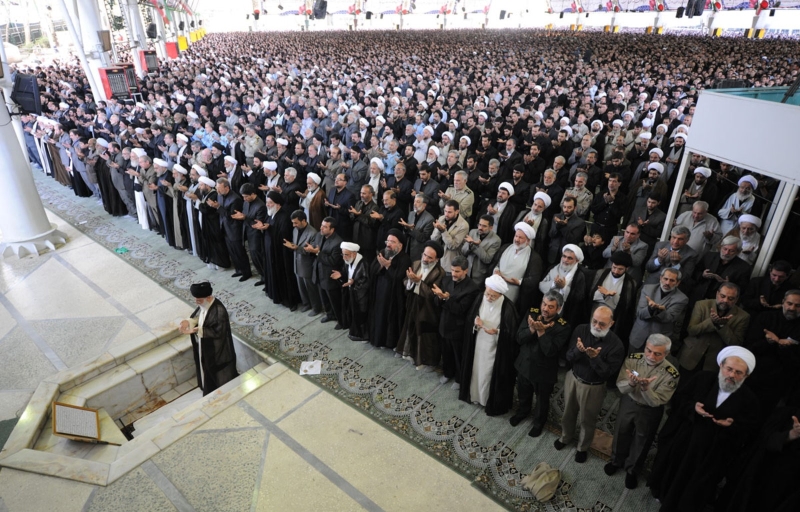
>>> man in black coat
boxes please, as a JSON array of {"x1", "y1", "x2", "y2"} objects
[
  {"x1": 333, "y1": 241, "x2": 371, "y2": 341},
  {"x1": 235, "y1": 183, "x2": 267, "y2": 286},
  {"x1": 369, "y1": 229, "x2": 413, "y2": 349},
  {"x1": 215, "y1": 178, "x2": 251, "y2": 281},
  {"x1": 307, "y1": 217, "x2": 345, "y2": 328},
  {"x1": 510, "y1": 291, "x2": 572, "y2": 437},
  {"x1": 325, "y1": 173, "x2": 356, "y2": 241},
  {"x1": 432, "y1": 256, "x2": 480, "y2": 388}
]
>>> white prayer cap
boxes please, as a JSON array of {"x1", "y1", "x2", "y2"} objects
[
  {"x1": 423, "y1": 125, "x2": 434, "y2": 135},
  {"x1": 449, "y1": 119, "x2": 459, "y2": 129},
  {"x1": 172, "y1": 164, "x2": 188, "y2": 175},
  {"x1": 612, "y1": 119, "x2": 624, "y2": 127},
  {"x1": 375, "y1": 115, "x2": 385, "y2": 124},
  {"x1": 738, "y1": 214, "x2": 762, "y2": 228},
  {"x1": 318, "y1": 106, "x2": 328, "y2": 116},
  {"x1": 674, "y1": 133, "x2": 688, "y2": 142},
  {"x1": 359, "y1": 118, "x2": 369, "y2": 126},
  {"x1": 717, "y1": 346, "x2": 756, "y2": 374},
  {"x1": 738, "y1": 175, "x2": 758, "y2": 190},
  {"x1": 460, "y1": 136, "x2": 471, "y2": 146},
  {"x1": 95, "y1": 138, "x2": 109, "y2": 148},
  {"x1": 175, "y1": 93, "x2": 186, "y2": 101},
  {"x1": 442, "y1": 131, "x2": 454, "y2": 141},
  {"x1": 276, "y1": 138, "x2": 289, "y2": 146},
  {"x1": 224, "y1": 155, "x2": 237, "y2": 164},
  {"x1": 132, "y1": 148, "x2": 147, "y2": 158},
  {"x1": 153, "y1": 158, "x2": 168, "y2": 167},
  {"x1": 498, "y1": 182, "x2": 515, "y2": 197},
  {"x1": 533, "y1": 191, "x2": 551, "y2": 208},
  {"x1": 198, "y1": 176, "x2": 215, "y2": 187},
  {"x1": 639, "y1": 132, "x2": 653, "y2": 140},
  {"x1": 135, "y1": 127, "x2": 145, "y2": 134},
  {"x1": 192, "y1": 164, "x2": 207, "y2": 176},
  {"x1": 649, "y1": 148, "x2": 664, "y2": 159},
  {"x1": 484, "y1": 274, "x2": 509, "y2": 295},
  {"x1": 187, "y1": 112, "x2": 198, "y2": 119},
  {"x1": 340, "y1": 242, "x2": 360, "y2": 252},
  {"x1": 177, "y1": 133, "x2": 189, "y2": 142},
  {"x1": 694, "y1": 167, "x2": 712, "y2": 178},
  {"x1": 428, "y1": 146, "x2": 440, "y2": 158},
  {"x1": 307, "y1": 172, "x2": 321, "y2": 184},
  {"x1": 563, "y1": 243, "x2": 584, "y2": 263},
  {"x1": 59, "y1": 102, "x2": 69, "y2": 108},
  {"x1": 263, "y1": 161, "x2": 278, "y2": 171},
  {"x1": 370, "y1": 157, "x2": 385, "y2": 171},
  {"x1": 648, "y1": 162, "x2": 665, "y2": 174},
  {"x1": 514, "y1": 222, "x2": 535, "y2": 240}
]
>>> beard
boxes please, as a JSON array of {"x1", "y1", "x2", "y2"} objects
[
  {"x1": 267, "y1": 206, "x2": 277, "y2": 217},
  {"x1": 384, "y1": 248, "x2": 398, "y2": 259},
  {"x1": 590, "y1": 326, "x2": 610, "y2": 338},
  {"x1": 784, "y1": 308, "x2": 799, "y2": 321},
  {"x1": 716, "y1": 303, "x2": 731, "y2": 316},
  {"x1": 718, "y1": 371, "x2": 743, "y2": 393},
  {"x1": 197, "y1": 298, "x2": 211, "y2": 311},
  {"x1": 736, "y1": 191, "x2": 752, "y2": 202},
  {"x1": 660, "y1": 284, "x2": 673, "y2": 293},
  {"x1": 421, "y1": 260, "x2": 433, "y2": 271},
  {"x1": 559, "y1": 262, "x2": 576, "y2": 274}
]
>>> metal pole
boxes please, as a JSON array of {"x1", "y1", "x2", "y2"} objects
[
  {"x1": 660, "y1": 149, "x2": 692, "y2": 242},
  {"x1": 751, "y1": 183, "x2": 798, "y2": 277}
]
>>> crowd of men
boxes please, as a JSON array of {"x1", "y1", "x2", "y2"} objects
[{"x1": 19, "y1": 30, "x2": 800, "y2": 510}]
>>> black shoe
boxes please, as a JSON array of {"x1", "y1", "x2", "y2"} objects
[
  {"x1": 574, "y1": 451, "x2": 587, "y2": 463},
  {"x1": 238, "y1": 275, "x2": 250, "y2": 282},
  {"x1": 604, "y1": 462, "x2": 619, "y2": 476},
  {"x1": 298, "y1": 305, "x2": 311, "y2": 313},
  {"x1": 625, "y1": 471, "x2": 638, "y2": 489},
  {"x1": 308, "y1": 310, "x2": 322, "y2": 317},
  {"x1": 254, "y1": 280, "x2": 265, "y2": 286},
  {"x1": 348, "y1": 334, "x2": 368, "y2": 342},
  {"x1": 554, "y1": 439, "x2": 567, "y2": 451},
  {"x1": 509, "y1": 414, "x2": 526, "y2": 427},
  {"x1": 527, "y1": 425, "x2": 543, "y2": 438},
  {"x1": 232, "y1": 272, "x2": 242, "y2": 278},
  {"x1": 334, "y1": 323, "x2": 343, "y2": 330},
  {"x1": 320, "y1": 315, "x2": 333, "y2": 323}
]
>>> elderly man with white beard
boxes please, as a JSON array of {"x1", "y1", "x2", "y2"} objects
[
  {"x1": 538, "y1": 244, "x2": 589, "y2": 327},
  {"x1": 331, "y1": 242, "x2": 371, "y2": 342},
  {"x1": 515, "y1": 191, "x2": 551, "y2": 253},
  {"x1": 555, "y1": 306, "x2": 625, "y2": 463},
  {"x1": 732, "y1": 214, "x2": 762, "y2": 265},
  {"x1": 605, "y1": 334, "x2": 679, "y2": 489},
  {"x1": 717, "y1": 175, "x2": 759, "y2": 235},
  {"x1": 648, "y1": 347, "x2": 760, "y2": 512},
  {"x1": 492, "y1": 222, "x2": 543, "y2": 309}
]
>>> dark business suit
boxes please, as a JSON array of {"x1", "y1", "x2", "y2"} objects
[
  {"x1": 243, "y1": 197, "x2": 267, "y2": 279},
  {"x1": 312, "y1": 232, "x2": 345, "y2": 324},
  {"x1": 293, "y1": 224, "x2": 323, "y2": 314},
  {"x1": 404, "y1": 209, "x2": 435, "y2": 261}
]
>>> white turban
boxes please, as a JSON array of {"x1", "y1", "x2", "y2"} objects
[
  {"x1": 649, "y1": 148, "x2": 664, "y2": 159},
  {"x1": 498, "y1": 182, "x2": 515, "y2": 197},
  {"x1": 263, "y1": 161, "x2": 278, "y2": 171},
  {"x1": 484, "y1": 274, "x2": 509, "y2": 295},
  {"x1": 738, "y1": 175, "x2": 758, "y2": 190},
  {"x1": 674, "y1": 133, "x2": 688, "y2": 142},
  {"x1": 224, "y1": 155, "x2": 237, "y2": 164},
  {"x1": 648, "y1": 162, "x2": 665, "y2": 174},
  {"x1": 153, "y1": 158, "x2": 168, "y2": 167},
  {"x1": 172, "y1": 164, "x2": 188, "y2": 175},
  {"x1": 738, "y1": 214, "x2": 762, "y2": 228},
  {"x1": 135, "y1": 127, "x2": 145, "y2": 134},
  {"x1": 307, "y1": 172, "x2": 321, "y2": 184},
  {"x1": 95, "y1": 138, "x2": 109, "y2": 148},
  {"x1": 177, "y1": 133, "x2": 189, "y2": 142},
  {"x1": 639, "y1": 132, "x2": 653, "y2": 140},
  {"x1": 375, "y1": 115, "x2": 385, "y2": 124},
  {"x1": 423, "y1": 125, "x2": 434, "y2": 135},
  {"x1": 198, "y1": 176, "x2": 216, "y2": 187},
  {"x1": 694, "y1": 167, "x2": 712, "y2": 178},
  {"x1": 514, "y1": 222, "x2": 536, "y2": 240},
  {"x1": 319, "y1": 106, "x2": 329, "y2": 116},
  {"x1": 340, "y1": 242, "x2": 360, "y2": 252},
  {"x1": 442, "y1": 131, "x2": 454, "y2": 142},
  {"x1": 370, "y1": 157, "x2": 385, "y2": 171},
  {"x1": 276, "y1": 138, "x2": 289, "y2": 146},
  {"x1": 428, "y1": 146, "x2": 440, "y2": 158},
  {"x1": 192, "y1": 165, "x2": 207, "y2": 177},
  {"x1": 187, "y1": 112, "x2": 198, "y2": 119},
  {"x1": 449, "y1": 119, "x2": 459, "y2": 129},
  {"x1": 560, "y1": 126, "x2": 573, "y2": 137},
  {"x1": 533, "y1": 191, "x2": 551, "y2": 208},
  {"x1": 359, "y1": 118, "x2": 369, "y2": 126},
  {"x1": 460, "y1": 136, "x2": 471, "y2": 146},
  {"x1": 717, "y1": 346, "x2": 756, "y2": 374},
  {"x1": 563, "y1": 243, "x2": 584, "y2": 263},
  {"x1": 612, "y1": 119, "x2": 624, "y2": 127}
]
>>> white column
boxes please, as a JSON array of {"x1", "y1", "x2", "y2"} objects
[
  {"x1": 752, "y1": 183, "x2": 799, "y2": 277},
  {"x1": 154, "y1": 8, "x2": 168, "y2": 58},
  {"x1": 56, "y1": 0, "x2": 104, "y2": 101},
  {"x1": 660, "y1": 150, "x2": 692, "y2": 242},
  {"x1": 121, "y1": 0, "x2": 147, "y2": 77}
]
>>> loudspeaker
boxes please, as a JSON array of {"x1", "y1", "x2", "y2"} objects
[
  {"x1": 190, "y1": 20, "x2": 195, "y2": 27},
  {"x1": 676, "y1": 6, "x2": 684, "y2": 17},
  {"x1": 179, "y1": 21, "x2": 185, "y2": 30},
  {"x1": 199, "y1": 20, "x2": 202, "y2": 26},
  {"x1": 313, "y1": 0, "x2": 327, "y2": 19},
  {"x1": 146, "y1": 23, "x2": 157, "y2": 39},
  {"x1": 499, "y1": 10, "x2": 506, "y2": 19},
  {"x1": 97, "y1": 30, "x2": 111, "y2": 51},
  {"x1": 365, "y1": 11, "x2": 373, "y2": 19}
]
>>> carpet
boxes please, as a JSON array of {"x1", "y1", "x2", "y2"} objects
[{"x1": 34, "y1": 173, "x2": 660, "y2": 511}]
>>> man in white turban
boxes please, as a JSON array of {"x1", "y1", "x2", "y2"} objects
[
  {"x1": 459, "y1": 274, "x2": 519, "y2": 416},
  {"x1": 538, "y1": 244, "x2": 588, "y2": 326},
  {"x1": 516, "y1": 191, "x2": 550, "y2": 251},
  {"x1": 718, "y1": 175, "x2": 759, "y2": 235},
  {"x1": 736, "y1": 214, "x2": 761, "y2": 264},
  {"x1": 492, "y1": 222, "x2": 542, "y2": 309}
]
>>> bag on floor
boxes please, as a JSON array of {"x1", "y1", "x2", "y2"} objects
[{"x1": 521, "y1": 461, "x2": 561, "y2": 501}]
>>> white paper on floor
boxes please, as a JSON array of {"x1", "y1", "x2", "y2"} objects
[{"x1": 299, "y1": 360, "x2": 321, "y2": 375}]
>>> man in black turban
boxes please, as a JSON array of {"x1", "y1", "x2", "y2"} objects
[{"x1": 180, "y1": 282, "x2": 239, "y2": 395}]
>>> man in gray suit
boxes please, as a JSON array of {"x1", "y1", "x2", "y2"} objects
[
  {"x1": 399, "y1": 193, "x2": 435, "y2": 261},
  {"x1": 629, "y1": 267, "x2": 689, "y2": 353},
  {"x1": 644, "y1": 226, "x2": 698, "y2": 286},
  {"x1": 284, "y1": 210, "x2": 323, "y2": 315},
  {"x1": 461, "y1": 214, "x2": 502, "y2": 285}
]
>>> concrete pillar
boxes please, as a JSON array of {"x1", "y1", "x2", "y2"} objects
[
  {"x1": 56, "y1": 0, "x2": 104, "y2": 101},
  {"x1": 154, "y1": 8, "x2": 168, "y2": 58},
  {"x1": 121, "y1": 0, "x2": 147, "y2": 77}
]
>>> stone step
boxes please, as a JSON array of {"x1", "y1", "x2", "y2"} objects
[{"x1": 131, "y1": 387, "x2": 203, "y2": 437}]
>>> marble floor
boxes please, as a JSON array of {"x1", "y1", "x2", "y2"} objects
[{"x1": 0, "y1": 209, "x2": 500, "y2": 511}]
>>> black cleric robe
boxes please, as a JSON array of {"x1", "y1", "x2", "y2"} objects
[
  {"x1": 647, "y1": 371, "x2": 760, "y2": 512},
  {"x1": 189, "y1": 299, "x2": 239, "y2": 395},
  {"x1": 338, "y1": 256, "x2": 371, "y2": 339},
  {"x1": 263, "y1": 207, "x2": 299, "y2": 308},
  {"x1": 459, "y1": 293, "x2": 519, "y2": 416},
  {"x1": 368, "y1": 251, "x2": 412, "y2": 349},
  {"x1": 198, "y1": 190, "x2": 231, "y2": 268},
  {"x1": 396, "y1": 261, "x2": 445, "y2": 367},
  {"x1": 744, "y1": 310, "x2": 800, "y2": 413}
]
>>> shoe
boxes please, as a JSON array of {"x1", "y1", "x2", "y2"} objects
[
  {"x1": 527, "y1": 425, "x2": 543, "y2": 438},
  {"x1": 348, "y1": 334, "x2": 367, "y2": 342},
  {"x1": 308, "y1": 310, "x2": 321, "y2": 317},
  {"x1": 416, "y1": 365, "x2": 433, "y2": 373},
  {"x1": 394, "y1": 352, "x2": 402, "y2": 358},
  {"x1": 334, "y1": 323, "x2": 343, "y2": 330},
  {"x1": 451, "y1": 382, "x2": 460, "y2": 391},
  {"x1": 554, "y1": 439, "x2": 567, "y2": 451},
  {"x1": 254, "y1": 280, "x2": 265, "y2": 287},
  {"x1": 290, "y1": 304, "x2": 298, "y2": 312},
  {"x1": 232, "y1": 272, "x2": 242, "y2": 278},
  {"x1": 624, "y1": 471, "x2": 638, "y2": 489},
  {"x1": 320, "y1": 315, "x2": 333, "y2": 323},
  {"x1": 574, "y1": 451, "x2": 587, "y2": 463},
  {"x1": 439, "y1": 375, "x2": 449, "y2": 384},
  {"x1": 604, "y1": 462, "x2": 619, "y2": 476},
  {"x1": 298, "y1": 305, "x2": 311, "y2": 313},
  {"x1": 238, "y1": 275, "x2": 250, "y2": 282},
  {"x1": 509, "y1": 414, "x2": 526, "y2": 427}
]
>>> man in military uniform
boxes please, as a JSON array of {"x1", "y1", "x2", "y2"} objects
[
  {"x1": 605, "y1": 334, "x2": 679, "y2": 489},
  {"x1": 510, "y1": 291, "x2": 572, "y2": 437}
]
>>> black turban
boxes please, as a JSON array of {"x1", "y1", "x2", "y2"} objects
[
  {"x1": 266, "y1": 191, "x2": 284, "y2": 205},
  {"x1": 212, "y1": 142, "x2": 226, "y2": 151},
  {"x1": 387, "y1": 228, "x2": 406, "y2": 246},
  {"x1": 610, "y1": 251, "x2": 633, "y2": 268},
  {"x1": 190, "y1": 281, "x2": 213, "y2": 298},
  {"x1": 424, "y1": 240, "x2": 444, "y2": 259}
]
